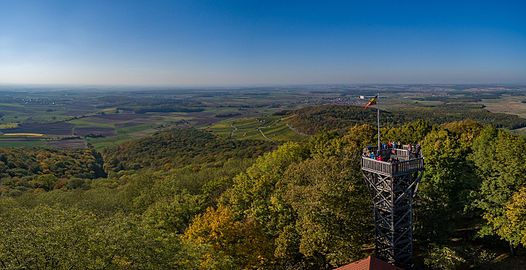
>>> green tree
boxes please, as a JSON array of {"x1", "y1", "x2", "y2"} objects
[
  {"x1": 0, "y1": 206, "x2": 99, "y2": 269},
  {"x1": 277, "y1": 157, "x2": 372, "y2": 267},
  {"x1": 472, "y1": 129, "x2": 526, "y2": 245},
  {"x1": 29, "y1": 174, "x2": 58, "y2": 191},
  {"x1": 216, "y1": 134, "x2": 373, "y2": 268},
  {"x1": 0, "y1": 205, "x2": 203, "y2": 269},
  {"x1": 416, "y1": 128, "x2": 478, "y2": 242},
  {"x1": 441, "y1": 119, "x2": 482, "y2": 149},
  {"x1": 424, "y1": 245, "x2": 466, "y2": 270},
  {"x1": 382, "y1": 120, "x2": 433, "y2": 144},
  {"x1": 222, "y1": 142, "x2": 306, "y2": 222},
  {"x1": 142, "y1": 191, "x2": 205, "y2": 233}
]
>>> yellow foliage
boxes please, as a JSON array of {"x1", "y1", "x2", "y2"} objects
[
  {"x1": 502, "y1": 187, "x2": 526, "y2": 246},
  {"x1": 184, "y1": 206, "x2": 274, "y2": 269}
]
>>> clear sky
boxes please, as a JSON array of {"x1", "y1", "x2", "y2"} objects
[{"x1": 0, "y1": 0, "x2": 525, "y2": 86}]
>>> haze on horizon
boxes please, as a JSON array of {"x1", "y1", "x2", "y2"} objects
[{"x1": 0, "y1": 0, "x2": 525, "y2": 86}]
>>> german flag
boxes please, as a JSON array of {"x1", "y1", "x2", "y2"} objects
[{"x1": 364, "y1": 95, "x2": 377, "y2": 109}]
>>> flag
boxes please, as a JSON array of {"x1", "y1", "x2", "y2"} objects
[{"x1": 364, "y1": 95, "x2": 378, "y2": 109}]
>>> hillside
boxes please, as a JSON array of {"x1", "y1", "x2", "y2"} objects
[
  {"x1": 0, "y1": 119, "x2": 525, "y2": 269},
  {"x1": 285, "y1": 104, "x2": 526, "y2": 135},
  {"x1": 103, "y1": 127, "x2": 276, "y2": 172},
  {"x1": 0, "y1": 148, "x2": 105, "y2": 196}
]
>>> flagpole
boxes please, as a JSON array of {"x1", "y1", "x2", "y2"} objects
[{"x1": 377, "y1": 93, "x2": 380, "y2": 151}]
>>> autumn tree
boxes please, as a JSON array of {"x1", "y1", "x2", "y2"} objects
[
  {"x1": 184, "y1": 206, "x2": 273, "y2": 269},
  {"x1": 499, "y1": 187, "x2": 526, "y2": 246}
]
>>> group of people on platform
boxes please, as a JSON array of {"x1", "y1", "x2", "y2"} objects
[{"x1": 362, "y1": 141, "x2": 421, "y2": 163}]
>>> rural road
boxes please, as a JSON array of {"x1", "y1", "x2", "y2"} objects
[{"x1": 257, "y1": 127, "x2": 274, "y2": 142}]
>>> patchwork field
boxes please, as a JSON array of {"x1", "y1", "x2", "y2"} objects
[{"x1": 1, "y1": 85, "x2": 525, "y2": 149}]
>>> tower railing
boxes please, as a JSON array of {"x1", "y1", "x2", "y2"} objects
[{"x1": 362, "y1": 156, "x2": 424, "y2": 176}]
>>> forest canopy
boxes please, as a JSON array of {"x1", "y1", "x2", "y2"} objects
[
  {"x1": 285, "y1": 105, "x2": 526, "y2": 135},
  {"x1": 0, "y1": 120, "x2": 526, "y2": 269}
]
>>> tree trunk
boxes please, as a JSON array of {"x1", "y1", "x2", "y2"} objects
[{"x1": 509, "y1": 241, "x2": 516, "y2": 256}]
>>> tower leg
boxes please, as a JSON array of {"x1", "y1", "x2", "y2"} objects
[{"x1": 363, "y1": 171, "x2": 422, "y2": 270}]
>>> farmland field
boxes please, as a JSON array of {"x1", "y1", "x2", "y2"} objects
[
  {"x1": 0, "y1": 134, "x2": 47, "y2": 147},
  {"x1": 86, "y1": 123, "x2": 160, "y2": 150},
  {"x1": 74, "y1": 127, "x2": 116, "y2": 137},
  {"x1": 0, "y1": 140, "x2": 46, "y2": 147},
  {"x1": 0, "y1": 122, "x2": 73, "y2": 135},
  {"x1": 0, "y1": 85, "x2": 525, "y2": 150},
  {"x1": 2, "y1": 133, "x2": 44, "y2": 137},
  {"x1": 481, "y1": 95, "x2": 526, "y2": 119},
  {"x1": 46, "y1": 138, "x2": 87, "y2": 149}
]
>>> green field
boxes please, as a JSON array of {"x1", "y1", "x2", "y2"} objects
[
  {"x1": 0, "y1": 140, "x2": 46, "y2": 148},
  {"x1": 86, "y1": 123, "x2": 159, "y2": 150},
  {"x1": 69, "y1": 118, "x2": 116, "y2": 128},
  {"x1": 207, "y1": 115, "x2": 304, "y2": 142}
]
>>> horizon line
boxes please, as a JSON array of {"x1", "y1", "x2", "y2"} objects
[{"x1": 1, "y1": 82, "x2": 525, "y2": 89}]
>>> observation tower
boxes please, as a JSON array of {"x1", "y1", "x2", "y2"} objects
[
  {"x1": 361, "y1": 146, "x2": 424, "y2": 269},
  {"x1": 358, "y1": 93, "x2": 425, "y2": 269}
]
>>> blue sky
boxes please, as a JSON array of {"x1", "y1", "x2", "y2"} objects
[{"x1": 0, "y1": 0, "x2": 525, "y2": 85}]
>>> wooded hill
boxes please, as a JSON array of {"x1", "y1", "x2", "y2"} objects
[
  {"x1": 285, "y1": 104, "x2": 526, "y2": 135},
  {"x1": 0, "y1": 121, "x2": 526, "y2": 269},
  {"x1": 103, "y1": 127, "x2": 275, "y2": 172},
  {"x1": 0, "y1": 148, "x2": 105, "y2": 196}
]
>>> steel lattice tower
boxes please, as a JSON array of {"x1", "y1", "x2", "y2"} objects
[{"x1": 361, "y1": 147, "x2": 424, "y2": 269}]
